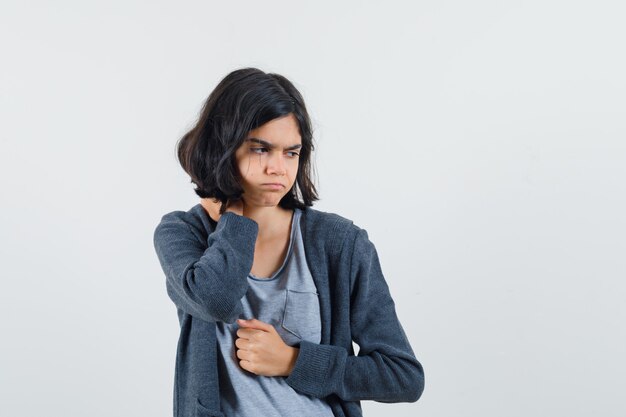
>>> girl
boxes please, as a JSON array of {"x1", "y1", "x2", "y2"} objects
[{"x1": 153, "y1": 67, "x2": 424, "y2": 417}]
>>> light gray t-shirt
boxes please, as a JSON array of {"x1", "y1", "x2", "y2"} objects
[{"x1": 215, "y1": 207, "x2": 335, "y2": 417}]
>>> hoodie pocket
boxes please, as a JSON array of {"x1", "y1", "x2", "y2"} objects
[
  {"x1": 195, "y1": 397, "x2": 225, "y2": 417},
  {"x1": 281, "y1": 289, "x2": 322, "y2": 344}
]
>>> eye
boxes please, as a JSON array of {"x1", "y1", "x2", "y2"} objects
[
  {"x1": 287, "y1": 151, "x2": 300, "y2": 158},
  {"x1": 250, "y1": 147, "x2": 268, "y2": 154}
]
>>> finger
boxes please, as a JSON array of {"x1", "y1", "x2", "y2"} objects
[
  {"x1": 237, "y1": 318, "x2": 272, "y2": 332},
  {"x1": 236, "y1": 328, "x2": 260, "y2": 339},
  {"x1": 239, "y1": 359, "x2": 255, "y2": 374},
  {"x1": 234, "y1": 337, "x2": 249, "y2": 350},
  {"x1": 236, "y1": 348, "x2": 251, "y2": 361}
]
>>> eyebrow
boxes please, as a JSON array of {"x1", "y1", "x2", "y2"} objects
[{"x1": 245, "y1": 137, "x2": 302, "y2": 150}]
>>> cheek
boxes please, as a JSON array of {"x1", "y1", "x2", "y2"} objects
[
  {"x1": 237, "y1": 157, "x2": 261, "y2": 181},
  {"x1": 289, "y1": 162, "x2": 299, "y2": 177},
  {"x1": 242, "y1": 153, "x2": 264, "y2": 169},
  {"x1": 237, "y1": 156, "x2": 250, "y2": 174}
]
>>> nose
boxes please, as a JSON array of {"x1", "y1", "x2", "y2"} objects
[{"x1": 266, "y1": 152, "x2": 286, "y2": 176}]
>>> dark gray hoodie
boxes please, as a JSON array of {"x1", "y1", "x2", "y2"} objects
[{"x1": 153, "y1": 203, "x2": 425, "y2": 417}]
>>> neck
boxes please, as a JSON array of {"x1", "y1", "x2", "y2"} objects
[{"x1": 242, "y1": 203, "x2": 292, "y2": 240}]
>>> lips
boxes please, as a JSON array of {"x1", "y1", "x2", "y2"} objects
[{"x1": 261, "y1": 183, "x2": 285, "y2": 190}]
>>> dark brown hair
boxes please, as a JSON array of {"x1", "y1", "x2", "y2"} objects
[{"x1": 176, "y1": 67, "x2": 319, "y2": 214}]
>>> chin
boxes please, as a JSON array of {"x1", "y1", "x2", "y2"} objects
[{"x1": 249, "y1": 195, "x2": 284, "y2": 207}]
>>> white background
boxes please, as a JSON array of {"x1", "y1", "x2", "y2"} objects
[{"x1": 1, "y1": 1, "x2": 625, "y2": 416}]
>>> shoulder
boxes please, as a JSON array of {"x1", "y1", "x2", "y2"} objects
[
  {"x1": 154, "y1": 203, "x2": 213, "y2": 244},
  {"x1": 301, "y1": 207, "x2": 380, "y2": 293},
  {"x1": 301, "y1": 205, "x2": 356, "y2": 234},
  {"x1": 300, "y1": 206, "x2": 372, "y2": 255}
]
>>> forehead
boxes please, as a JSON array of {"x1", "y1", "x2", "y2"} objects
[{"x1": 244, "y1": 114, "x2": 302, "y2": 147}]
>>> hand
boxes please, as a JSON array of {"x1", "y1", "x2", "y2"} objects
[
  {"x1": 235, "y1": 318, "x2": 300, "y2": 377},
  {"x1": 200, "y1": 197, "x2": 244, "y2": 222}
]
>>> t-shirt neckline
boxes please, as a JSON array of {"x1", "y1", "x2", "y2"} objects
[{"x1": 248, "y1": 208, "x2": 300, "y2": 282}]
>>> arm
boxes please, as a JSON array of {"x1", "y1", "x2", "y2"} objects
[
  {"x1": 285, "y1": 228, "x2": 425, "y2": 403},
  {"x1": 153, "y1": 211, "x2": 258, "y2": 323}
]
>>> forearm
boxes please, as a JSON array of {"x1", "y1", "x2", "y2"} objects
[
  {"x1": 154, "y1": 211, "x2": 259, "y2": 323},
  {"x1": 285, "y1": 340, "x2": 423, "y2": 402},
  {"x1": 283, "y1": 227, "x2": 425, "y2": 402}
]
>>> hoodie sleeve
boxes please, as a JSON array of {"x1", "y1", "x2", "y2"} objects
[
  {"x1": 285, "y1": 228, "x2": 425, "y2": 403},
  {"x1": 153, "y1": 211, "x2": 258, "y2": 324}
]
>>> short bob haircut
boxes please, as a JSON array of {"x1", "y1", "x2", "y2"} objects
[{"x1": 176, "y1": 67, "x2": 319, "y2": 215}]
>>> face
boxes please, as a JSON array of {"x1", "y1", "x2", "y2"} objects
[{"x1": 234, "y1": 113, "x2": 302, "y2": 208}]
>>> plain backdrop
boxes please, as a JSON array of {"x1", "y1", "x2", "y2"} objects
[{"x1": 1, "y1": 1, "x2": 625, "y2": 416}]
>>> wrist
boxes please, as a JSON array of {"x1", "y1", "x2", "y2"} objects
[{"x1": 285, "y1": 346, "x2": 299, "y2": 376}]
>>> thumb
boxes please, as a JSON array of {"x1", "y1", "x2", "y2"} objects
[{"x1": 237, "y1": 318, "x2": 272, "y2": 332}]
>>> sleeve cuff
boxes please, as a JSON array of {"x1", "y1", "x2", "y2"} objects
[
  {"x1": 285, "y1": 340, "x2": 348, "y2": 398},
  {"x1": 214, "y1": 211, "x2": 259, "y2": 236}
]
